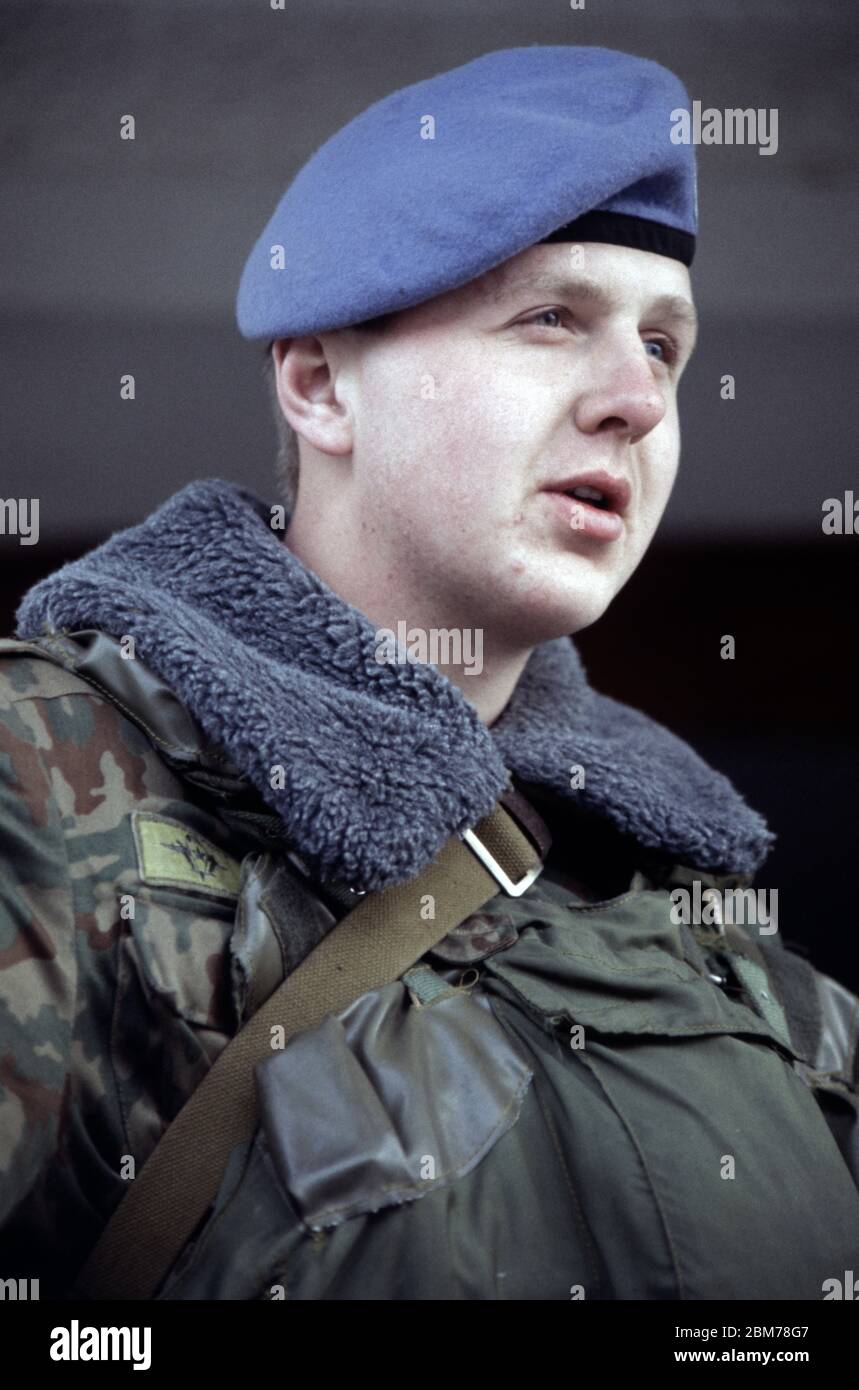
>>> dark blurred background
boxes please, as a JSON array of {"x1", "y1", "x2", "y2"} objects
[{"x1": 1, "y1": 0, "x2": 857, "y2": 988}]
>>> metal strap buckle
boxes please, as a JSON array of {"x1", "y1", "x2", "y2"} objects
[{"x1": 462, "y1": 827, "x2": 543, "y2": 897}]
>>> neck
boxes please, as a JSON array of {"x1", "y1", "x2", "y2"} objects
[{"x1": 425, "y1": 642, "x2": 531, "y2": 727}]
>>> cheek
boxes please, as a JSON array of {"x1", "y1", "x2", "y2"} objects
[
  {"x1": 638, "y1": 415, "x2": 680, "y2": 516},
  {"x1": 358, "y1": 371, "x2": 495, "y2": 508}
]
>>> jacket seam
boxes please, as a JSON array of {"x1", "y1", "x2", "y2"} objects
[
  {"x1": 487, "y1": 994, "x2": 605, "y2": 1295},
  {"x1": 17, "y1": 632, "x2": 235, "y2": 768},
  {"x1": 528, "y1": 1068, "x2": 605, "y2": 1297},
  {"x1": 38, "y1": 630, "x2": 213, "y2": 760},
  {"x1": 488, "y1": 960, "x2": 799, "y2": 1052},
  {"x1": 574, "y1": 1047, "x2": 686, "y2": 1299}
]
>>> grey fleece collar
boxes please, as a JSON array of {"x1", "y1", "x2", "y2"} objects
[{"x1": 16, "y1": 479, "x2": 774, "y2": 889}]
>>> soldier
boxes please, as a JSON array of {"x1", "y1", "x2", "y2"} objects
[{"x1": 1, "y1": 45, "x2": 858, "y2": 1302}]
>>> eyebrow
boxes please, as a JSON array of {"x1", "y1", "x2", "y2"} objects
[{"x1": 485, "y1": 271, "x2": 699, "y2": 346}]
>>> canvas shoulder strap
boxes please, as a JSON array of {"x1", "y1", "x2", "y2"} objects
[{"x1": 71, "y1": 796, "x2": 546, "y2": 1301}]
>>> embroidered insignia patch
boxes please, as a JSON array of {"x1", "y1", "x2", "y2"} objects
[{"x1": 131, "y1": 812, "x2": 242, "y2": 898}]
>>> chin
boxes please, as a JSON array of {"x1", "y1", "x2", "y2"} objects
[
  {"x1": 505, "y1": 583, "x2": 614, "y2": 646},
  {"x1": 557, "y1": 598, "x2": 612, "y2": 638}
]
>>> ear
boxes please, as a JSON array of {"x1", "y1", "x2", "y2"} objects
[{"x1": 271, "y1": 335, "x2": 354, "y2": 457}]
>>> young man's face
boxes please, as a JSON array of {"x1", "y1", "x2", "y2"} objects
[{"x1": 299, "y1": 240, "x2": 697, "y2": 649}]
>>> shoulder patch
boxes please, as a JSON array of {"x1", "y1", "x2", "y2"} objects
[{"x1": 131, "y1": 811, "x2": 242, "y2": 898}]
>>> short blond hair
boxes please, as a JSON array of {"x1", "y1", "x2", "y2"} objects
[{"x1": 263, "y1": 344, "x2": 301, "y2": 513}]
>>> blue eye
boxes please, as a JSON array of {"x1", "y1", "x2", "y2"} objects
[
  {"x1": 644, "y1": 338, "x2": 677, "y2": 365},
  {"x1": 525, "y1": 309, "x2": 565, "y2": 329}
]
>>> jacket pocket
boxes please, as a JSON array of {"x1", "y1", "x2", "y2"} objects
[
  {"x1": 127, "y1": 884, "x2": 237, "y2": 1029},
  {"x1": 256, "y1": 972, "x2": 533, "y2": 1231},
  {"x1": 481, "y1": 887, "x2": 804, "y2": 1055},
  {"x1": 111, "y1": 881, "x2": 240, "y2": 1163}
]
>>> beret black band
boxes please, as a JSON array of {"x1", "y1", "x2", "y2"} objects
[{"x1": 540, "y1": 210, "x2": 695, "y2": 268}]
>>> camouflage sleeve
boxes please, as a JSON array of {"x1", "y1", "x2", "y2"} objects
[
  {"x1": 0, "y1": 650, "x2": 250, "y2": 1292},
  {"x1": 0, "y1": 673, "x2": 77, "y2": 1226}
]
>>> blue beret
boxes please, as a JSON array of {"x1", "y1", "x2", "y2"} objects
[{"x1": 236, "y1": 45, "x2": 697, "y2": 341}]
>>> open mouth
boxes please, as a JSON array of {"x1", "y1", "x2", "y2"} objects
[
  {"x1": 563, "y1": 485, "x2": 613, "y2": 511},
  {"x1": 542, "y1": 470, "x2": 631, "y2": 518},
  {"x1": 540, "y1": 479, "x2": 627, "y2": 542}
]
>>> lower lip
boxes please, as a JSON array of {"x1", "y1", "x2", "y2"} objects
[{"x1": 542, "y1": 491, "x2": 624, "y2": 541}]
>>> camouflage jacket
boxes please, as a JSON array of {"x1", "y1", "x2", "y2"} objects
[{"x1": 2, "y1": 628, "x2": 859, "y2": 1299}]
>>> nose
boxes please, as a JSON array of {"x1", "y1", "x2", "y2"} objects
[{"x1": 572, "y1": 333, "x2": 667, "y2": 442}]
